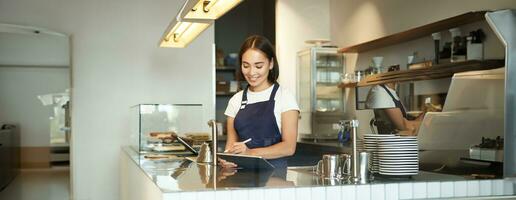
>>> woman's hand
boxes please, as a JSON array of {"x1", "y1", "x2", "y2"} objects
[
  {"x1": 225, "y1": 142, "x2": 250, "y2": 154},
  {"x1": 218, "y1": 158, "x2": 238, "y2": 168},
  {"x1": 217, "y1": 167, "x2": 237, "y2": 181}
]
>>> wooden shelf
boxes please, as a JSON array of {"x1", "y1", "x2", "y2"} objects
[
  {"x1": 356, "y1": 59, "x2": 504, "y2": 87},
  {"x1": 337, "y1": 82, "x2": 357, "y2": 88},
  {"x1": 338, "y1": 11, "x2": 487, "y2": 53}
]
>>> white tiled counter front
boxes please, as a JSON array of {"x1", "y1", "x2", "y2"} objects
[{"x1": 120, "y1": 148, "x2": 516, "y2": 200}]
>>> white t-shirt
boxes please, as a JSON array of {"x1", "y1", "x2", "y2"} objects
[
  {"x1": 224, "y1": 85, "x2": 299, "y2": 131},
  {"x1": 365, "y1": 85, "x2": 399, "y2": 109}
]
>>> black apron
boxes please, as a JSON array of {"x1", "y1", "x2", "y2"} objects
[
  {"x1": 233, "y1": 83, "x2": 287, "y2": 168},
  {"x1": 373, "y1": 84, "x2": 408, "y2": 134}
]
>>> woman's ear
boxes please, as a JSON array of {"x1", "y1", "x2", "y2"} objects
[{"x1": 269, "y1": 58, "x2": 274, "y2": 70}]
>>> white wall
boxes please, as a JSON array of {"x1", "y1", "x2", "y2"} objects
[
  {"x1": 0, "y1": 0, "x2": 215, "y2": 200},
  {"x1": 276, "y1": 0, "x2": 331, "y2": 95}
]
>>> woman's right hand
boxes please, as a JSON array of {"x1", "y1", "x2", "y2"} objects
[{"x1": 218, "y1": 158, "x2": 238, "y2": 168}]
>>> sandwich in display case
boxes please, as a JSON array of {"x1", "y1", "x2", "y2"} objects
[{"x1": 130, "y1": 104, "x2": 210, "y2": 155}]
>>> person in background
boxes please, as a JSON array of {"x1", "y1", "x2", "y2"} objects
[
  {"x1": 220, "y1": 35, "x2": 300, "y2": 169},
  {"x1": 365, "y1": 65, "x2": 427, "y2": 136}
]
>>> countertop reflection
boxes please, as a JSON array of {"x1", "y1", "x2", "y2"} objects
[{"x1": 124, "y1": 147, "x2": 468, "y2": 193}]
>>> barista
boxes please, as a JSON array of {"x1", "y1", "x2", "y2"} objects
[
  {"x1": 220, "y1": 35, "x2": 300, "y2": 168},
  {"x1": 365, "y1": 65, "x2": 427, "y2": 135}
]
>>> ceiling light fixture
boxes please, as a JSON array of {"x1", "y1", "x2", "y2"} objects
[
  {"x1": 180, "y1": 0, "x2": 243, "y2": 20},
  {"x1": 159, "y1": 15, "x2": 212, "y2": 48},
  {"x1": 159, "y1": 0, "x2": 243, "y2": 48}
]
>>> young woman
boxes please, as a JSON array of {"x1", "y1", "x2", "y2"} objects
[{"x1": 220, "y1": 35, "x2": 299, "y2": 168}]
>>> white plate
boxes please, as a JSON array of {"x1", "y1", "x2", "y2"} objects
[
  {"x1": 380, "y1": 169, "x2": 419, "y2": 173},
  {"x1": 377, "y1": 149, "x2": 418, "y2": 153},
  {"x1": 378, "y1": 154, "x2": 418, "y2": 157},
  {"x1": 377, "y1": 139, "x2": 417, "y2": 142},
  {"x1": 376, "y1": 142, "x2": 419, "y2": 147},
  {"x1": 378, "y1": 146, "x2": 418, "y2": 149},
  {"x1": 379, "y1": 157, "x2": 418, "y2": 161},
  {"x1": 380, "y1": 160, "x2": 418, "y2": 165},
  {"x1": 379, "y1": 172, "x2": 418, "y2": 176},
  {"x1": 377, "y1": 150, "x2": 418, "y2": 153},
  {"x1": 379, "y1": 164, "x2": 418, "y2": 168}
]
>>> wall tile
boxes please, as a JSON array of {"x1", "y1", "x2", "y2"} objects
[
  {"x1": 479, "y1": 180, "x2": 492, "y2": 196},
  {"x1": 492, "y1": 179, "x2": 504, "y2": 195},
  {"x1": 326, "y1": 186, "x2": 341, "y2": 200},
  {"x1": 454, "y1": 181, "x2": 468, "y2": 197},
  {"x1": 232, "y1": 189, "x2": 249, "y2": 200},
  {"x1": 279, "y1": 188, "x2": 295, "y2": 200},
  {"x1": 356, "y1": 185, "x2": 371, "y2": 200},
  {"x1": 295, "y1": 187, "x2": 311, "y2": 200},
  {"x1": 427, "y1": 182, "x2": 440, "y2": 199},
  {"x1": 399, "y1": 183, "x2": 413, "y2": 199},
  {"x1": 216, "y1": 190, "x2": 231, "y2": 200},
  {"x1": 370, "y1": 184, "x2": 385, "y2": 200},
  {"x1": 162, "y1": 192, "x2": 180, "y2": 200},
  {"x1": 341, "y1": 185, "x2": 356, "y2": 200},
  {"x1": 195, "y1": 191, "x2": 214, "y2": 200},
  {"x1": 440, "y1": 181, "x2": 454, "y2": 198},
  {"x1": 248, "y1": 189, "x2": 265, "y2": 200},
  {"x1": 264, "y1": 188, "x2": 280, "y2": 200},
  {"x1": 179, "y1": 192, "x2": 196, "y2": 200},
  {"x1": 311, "y1": 187, "x2": 326, "y2": 200},
  {"x1": 385, "y1": 184, "x2": 399, "y2": 200},
  {"x1": 413, "y1": 182, "x2": 427, "y2": 199},
  {"x1": 503, "y1": 179, "x2": 515, "y2": 195},
  {"x1": 467, "y1": 180, "x2": 480, "y2": 197}
]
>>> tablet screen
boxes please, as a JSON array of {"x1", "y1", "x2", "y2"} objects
[{"x1": 217, "y1": 153, "x2": 275, "y2": 170}]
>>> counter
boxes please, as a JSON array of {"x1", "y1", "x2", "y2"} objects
[{"x1": 120, "y1": 147, "x2": 516, "y2": 200}]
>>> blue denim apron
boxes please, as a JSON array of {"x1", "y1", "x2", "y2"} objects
[{"x1": 233, "y1": 83, "x2": 287, "y2": 168}]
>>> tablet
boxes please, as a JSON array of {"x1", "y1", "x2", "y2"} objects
[{"x1": 217, "y1": 153, "x2": 275, "y2": 170}]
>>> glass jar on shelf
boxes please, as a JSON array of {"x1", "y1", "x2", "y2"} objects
[
  {"x1": 340, "y1": 73, "x2": 355, "y2": 84},
  {"x1": 354, "y1": 70, "x2": 364, "y2": 82}
]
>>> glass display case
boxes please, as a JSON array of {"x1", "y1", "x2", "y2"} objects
[
  {"x1": 130, "y1": 104, "x2": 210, "y2": 154},
  {"x1": 297, "y1": 47, "x2": 345, "y2": 140}
]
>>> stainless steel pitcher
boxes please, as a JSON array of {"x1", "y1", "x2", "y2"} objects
[{"x1": 315, "y1": 154, "x2": 341, "y2": 179}]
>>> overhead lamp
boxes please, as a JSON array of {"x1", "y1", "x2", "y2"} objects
[
  {"x1": 179, "y1": 0, "x2": 243, "y2": 20},
  {"x1": 159, "y1": 16, "x2": 212, "y2": 48},
  {"x1": 159, "y1": 0, "x2": 243, "y2": 48}
]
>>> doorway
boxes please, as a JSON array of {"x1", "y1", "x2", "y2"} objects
[{"x1": 0, "y1": 23, "x2": 71, "y2": 200}]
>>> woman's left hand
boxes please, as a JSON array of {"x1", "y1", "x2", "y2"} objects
[{"x1": 225, "y1": 142, "x2": 250, "y2": 154}]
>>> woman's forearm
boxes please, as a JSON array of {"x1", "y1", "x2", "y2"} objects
[{"x1": 246, "y1": 141, "x2": 296, "y2": 159}]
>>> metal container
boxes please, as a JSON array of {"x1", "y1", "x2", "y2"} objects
[
  {"x1": 196, "y1": 142, "x2": 212, "y2": 163},
  {"x1": 358, "y1": 152, "x2": 371, "y2": 184},
  {"x1": 315, "y1": 154, "x2": 342, "y2": 179}
]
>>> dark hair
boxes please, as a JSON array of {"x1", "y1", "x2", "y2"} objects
[{"x1": 238, "y1": 35, "x2": 279, "y2": 84}]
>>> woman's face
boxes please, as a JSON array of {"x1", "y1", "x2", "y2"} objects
[{"x1": 241, "y1": 48, "x2": 273, "y2": 90}]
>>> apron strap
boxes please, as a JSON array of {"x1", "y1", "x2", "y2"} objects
[
  {"x1": 240, "y1": 86, "x2": 249, "y2": 110},
  {"x1": 269, "y1": 83, "x2": 280, "y2": 101},
  {"x1": 240, "y1": 83, "x2": 279, "y2": 110},
  {"x1": 380, "y1": 84, "x2": 408, "y2": 118}
]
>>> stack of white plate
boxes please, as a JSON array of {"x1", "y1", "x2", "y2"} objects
[
  {"x1": 377, "y1": 136, "x2": 418, "y2": 176},
  {"x1": 362, "y1": 134, "x2": 419, "y2": 176},
  {"x1": 362, "y1": 134, "x2": 398, "y2": 174}
]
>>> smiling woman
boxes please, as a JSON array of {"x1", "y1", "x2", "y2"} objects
[{"x1": 219, "y1": 35, "x2": 300, "y2": 169}]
